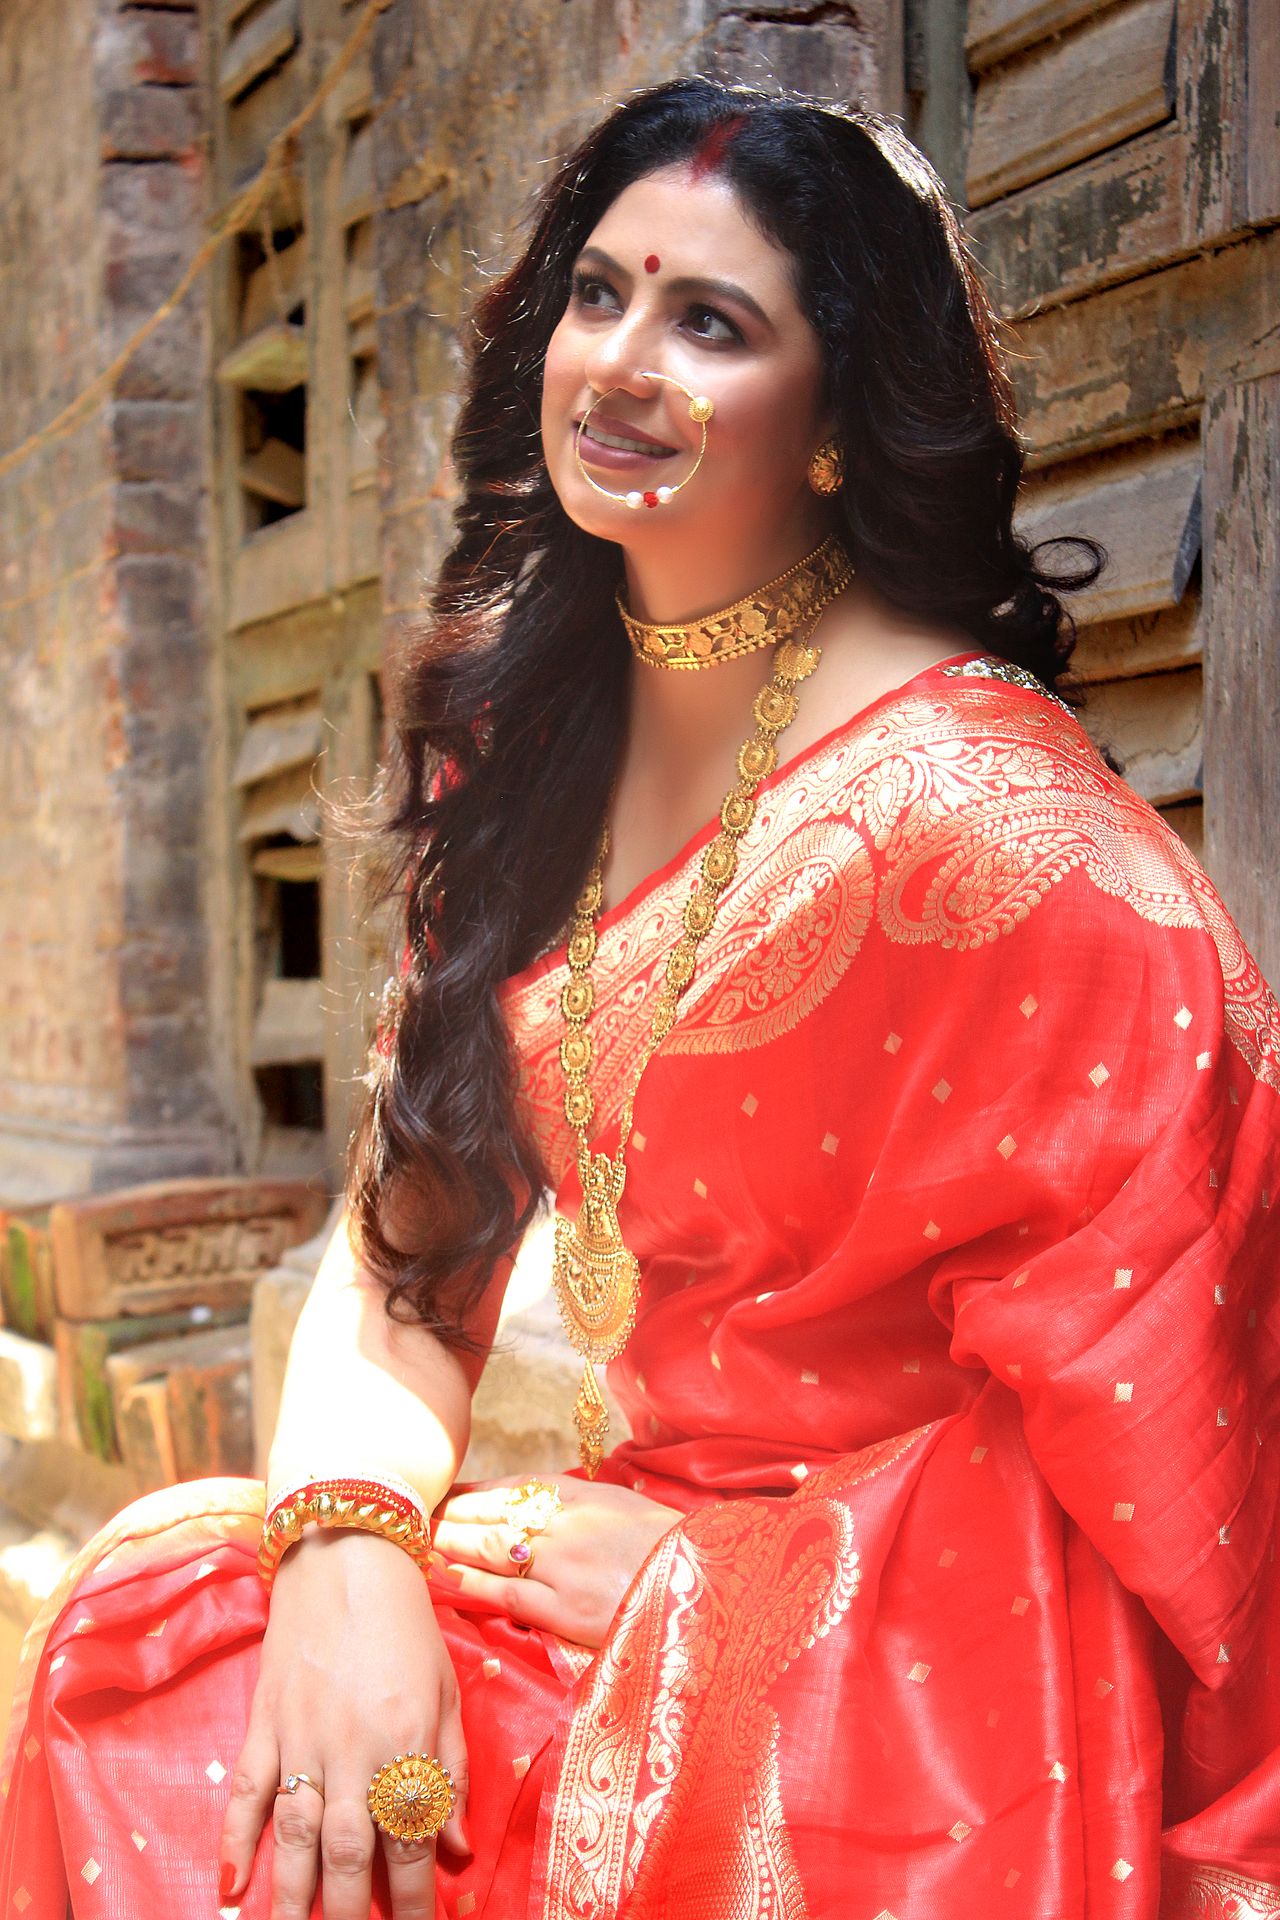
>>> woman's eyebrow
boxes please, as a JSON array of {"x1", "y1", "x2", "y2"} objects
[{"x1": 574, "y1": 245, "x2": 772, "y2": 328}]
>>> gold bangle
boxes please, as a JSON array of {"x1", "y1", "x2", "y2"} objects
[{"x1": 257, "y1": 1480, "x2": 436, "y2": 1590}]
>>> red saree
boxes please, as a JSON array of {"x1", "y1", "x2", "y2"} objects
[{"x1": 3, "y1": 647, "x2": 1279, "y2": 1919}]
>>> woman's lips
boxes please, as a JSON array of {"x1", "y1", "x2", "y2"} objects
[{"x1": 574, "y1": 410, "x2": 680, "y2": 471}]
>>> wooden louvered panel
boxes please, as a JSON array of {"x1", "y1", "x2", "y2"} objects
[
  {"x1": 1071, "y1": 595, "x2": 1200, "y2": 683},
  {"x1": 966, "y1": 0, "x2": 1176, "y2": 208},
  {"x1": 251, "y1": 978, "x2": 324, "y2": 1068},
  {"x1": 239, "y1": 439, "x2": 306, "y2": 510},
  {"x1": 1202, "y1": 372, "x2": 1280, "y2": 979},
  {"x1": 1017, "y1": 435, "x2": 1200, "y2": 624},
  {"x1": 252, "y1": 843, "x2": 323, "y2": 883},
  {"x1": 346, "y1": 221, "x2": 374, "y2": 324},
  {"x1": 340, "y1": 121, "x2": 375, "y2": 229},
  {"x1": 230, "y1": 513, "x2": 325, "y2": 630},
  {"x1": 1081, "y1": 666, "x2": 1202, "y2": 806},
  {"x1": 237, "y1": 763, "x2": 321, "y2": 844},
  {"x1": 218, "y1": 320, "x2": 308, "y2": 392},
  {"x1": 332, "y1": 42, "x2": 373, "y2": 123},
  {"x1": 1247, "y1": 5, "x2": 1280, "y2": 224},
  {"x1": 219, "y1": 0, "x2": 300, "y2": 104},
  {"x1": 233, "y1": 699, "x2": 323, "y2": 789},
  {"x1": 1012, "y1": 230, "x2": 1280, "y2": 467},
  {"x1": 971, "y1": 0, "x2": 1250, "y2": 320},
  {"x1": 968, "y1": 123, "x2": 1184, "y2": 320},
  {"x1": 966, "y1": 0, "x2": 1123, "y2": 70},
  {"x1": 349, "y1": 360, "x2": 382, "y2": 492},
  {"x1": 241, "y1": 233, "x2": 308, "y2": 337},
  {"x1": 225, "y1": 47, "x2": 305, "y2": 187},
  {"x1": 218, "y1": 0, "x2": 265, "y2": 29},
  {"x1": 348, "y1": 486, "x2": 378, "y2": 583},
  {"x1": 1161, "y1": 801, "x2": 1204, "y2": 859}
]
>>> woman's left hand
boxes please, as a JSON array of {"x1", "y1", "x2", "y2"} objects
[{"x1": 430, "y1": 1476, "x2": 682, "y2": 1648}]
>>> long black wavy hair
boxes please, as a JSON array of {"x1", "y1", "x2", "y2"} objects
[{"x1": 348, "y1": 77, "x2": 1103, "y2": 1344}]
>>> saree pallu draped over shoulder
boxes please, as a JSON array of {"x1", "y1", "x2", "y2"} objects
[{"x1": 3, "y1": 650, "x2": 1279, "y2": 1919}]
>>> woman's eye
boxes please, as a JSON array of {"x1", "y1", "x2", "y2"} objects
[
  {"x1": 572, "y1": 273, "x2": 619, "y2": 312},
  {"x1": 685, "y1": 304, "x2": 741, "y2": 345}
]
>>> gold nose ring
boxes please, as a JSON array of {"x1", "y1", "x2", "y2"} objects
[{"x1": 574, "y1": 372, "x2": 714, "y2": 509}]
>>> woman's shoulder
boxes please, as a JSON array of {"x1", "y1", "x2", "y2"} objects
[
  {"x1": 853, "y1": 645, "x2": 1129, "y2": 828},
  {"x1": 810, "y1": 646, "x2": 1224, "y2": 957},
  {"x1": 794, "y1": 643, "x2": 1113, "y2": 840},
  {"x1": 770, "y1": 650, "x2": 1279, "y2": 1089}
]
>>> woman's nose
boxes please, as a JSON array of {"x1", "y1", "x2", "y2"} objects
[{"x1": 582, "y1": 307, "x2": 662, "y2": 400}]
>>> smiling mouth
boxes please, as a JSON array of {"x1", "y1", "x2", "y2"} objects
[{"x1": 576, "y1": 420, "x2": 679, "y2": 458}]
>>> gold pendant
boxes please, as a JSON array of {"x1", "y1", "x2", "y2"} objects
[
  {"x1": 552, "y1": 1152, "x2": 641, "y2": 1359},
  {"x1": 572, "y1": 1361, "x2": 609, "y2": 1479},
  {"x1": 552, "y1": 1151, "x2": 641, "y2": 1474}
]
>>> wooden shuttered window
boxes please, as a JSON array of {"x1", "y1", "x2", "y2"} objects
[
  {"x1": 966, "y1": 0, "x2": 1176, "y2": 208},
  {"x1": 925, "y1": 0, "x2": 1280, "y2": 968},
  {"x1": 210, "y1": 1, "x2": 387, "y2": 1184},
  {"x1": 1016, "y1": 432, "x2": 1204, "y2": 836}
]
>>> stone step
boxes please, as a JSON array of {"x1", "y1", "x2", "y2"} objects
[
  {"x1": 0, "y1": 1434, "x2": 143, "y2": 1543},
  {"x1": 0, "y1": 1504, "x2": 76, "y2": 1637},
  {"x1": 0, "y1": 1326, "x2": 59, "y2": 1442}
]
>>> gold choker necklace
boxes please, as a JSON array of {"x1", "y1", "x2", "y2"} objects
[{"x1": 616, "y1": 534, "x2": 854, "y2": 671}]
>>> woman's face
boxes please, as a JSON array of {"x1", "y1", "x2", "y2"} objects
[{"x1": 540, "y1": 164, "x2": 832, "y2": 548}]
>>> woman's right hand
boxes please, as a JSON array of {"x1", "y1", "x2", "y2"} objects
[{"x1": 218, "y1": 1528, "x2": 471, "y2": 1919}]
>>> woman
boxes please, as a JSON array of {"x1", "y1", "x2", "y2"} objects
[{"x1": 2, "y1": 77, "x2": 1278, "y2": 1920}]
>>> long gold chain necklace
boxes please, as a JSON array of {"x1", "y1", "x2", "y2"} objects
[{"x1": 551, "y1": 545, "x2": 851, "y2": 1474}]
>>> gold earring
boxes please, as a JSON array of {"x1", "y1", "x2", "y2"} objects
[{"x1": 808, "y1": 439, "x2": 844, "y2": 495}]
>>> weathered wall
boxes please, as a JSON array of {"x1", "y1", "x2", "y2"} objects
[{"x1": 0, "y1": 0, "x2": 231, "y2": 1204}]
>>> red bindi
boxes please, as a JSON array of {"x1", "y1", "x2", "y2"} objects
[{"x1": 644, "y1": 254, "x2": 661, "y2": 274}]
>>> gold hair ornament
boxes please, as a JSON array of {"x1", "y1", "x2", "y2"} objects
[{"x1": 575, "y1": 374, "x2": 714, "y2": 510}]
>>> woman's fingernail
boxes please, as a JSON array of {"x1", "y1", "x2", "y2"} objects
[
  {"x1": 431, "y1": 1559, "x2": 463, "y2": 1586},
  {"x1": 219, "y1": 1861, "x2": 236, "y2": 1899}
]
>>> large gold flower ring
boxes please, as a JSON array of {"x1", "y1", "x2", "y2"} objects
[
  {"x1": 366, "y1": 1752, "x2": 454, "y2": 1844},
  {"x1": 504, "y1": 1479, "x2": 563, "y2": 1536}
]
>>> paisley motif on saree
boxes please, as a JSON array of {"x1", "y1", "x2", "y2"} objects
[
  {"x1": 1160, "y1": 1863, "x2": 1280, "y2": 1919},
  {"x1": 503, "y1": 659, "x2": 1280, "y2": 1187},
  {"x1": 536, "y1": 1434, "x2": 918, "y2": 1920}
]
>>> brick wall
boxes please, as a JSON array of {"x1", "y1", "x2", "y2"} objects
[{"x1": 0, "y1": 0, "x2": 232, "y2": 1205}]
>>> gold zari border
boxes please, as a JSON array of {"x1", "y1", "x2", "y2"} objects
[
  {"x1": 539, "y1": 1432, "x2": 924, "y2": 1920},
  {"x1": 504, "y1": 671, "x2": 1280, "y2": 1181},
  {"x1": 1161, "y1": 1859, "x2": 1280, "y2": 1917}
]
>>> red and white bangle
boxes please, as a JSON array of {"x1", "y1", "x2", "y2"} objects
[
  {"x1": 265, "y1": 1469, "x2": 429, "y2": 1524},
  {"x1": 258, "y1": 1474, "x2": 436, "y2": 1589}
]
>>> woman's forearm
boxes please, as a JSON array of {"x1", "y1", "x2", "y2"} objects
[{"x1": 265, "y1": 1204, "x2": 512, "y2": 1509}]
